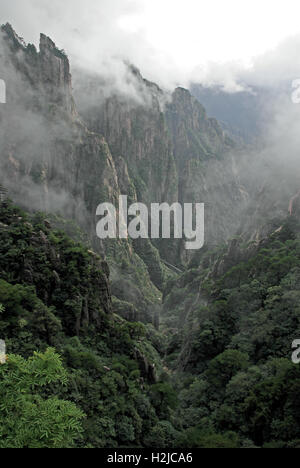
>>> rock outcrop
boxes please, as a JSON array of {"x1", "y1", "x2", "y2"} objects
[
  {"x1": 0, "y1": 24, "x2": 162, "y2": 323},
  {"x1": 75, "y1": 66, "x2": 247, "y2": 266},
  {"x1": 0, "y1": 23, "x2": 248, "y2": 322}
]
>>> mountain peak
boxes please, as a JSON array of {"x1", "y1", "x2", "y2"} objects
[
  {"x1": 1, "y1": 23, "x2": 27, "y2": 50},
  {"x1": 40, "y1": 33, "x2": 56, "y2": 51}
]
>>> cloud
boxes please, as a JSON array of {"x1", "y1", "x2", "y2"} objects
[
  {"x1": 1, "y1": 2, "x2": 300, "y2": 251},
  {"x1": 244, "y1": 35, "x2": 300, "y2": 88},
  {"x1": 1, "y1": 0, "x2": 300, "y2": 93},
  {"x1": 1, "y1": 0, "x2": 178, "y2": 88},
  {"x1": 189, "y1": 32, "x2": 300, "y2": 93}
]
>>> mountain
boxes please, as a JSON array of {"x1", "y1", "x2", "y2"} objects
[
  {"x1": 164, "y1": 87, "x2": 247, "y2": 261},
  {"x1": 0, "y1": 23, "x2": 247, "y2": 317},
  {"x1": 190, "y1": 83, "x2": 274, "y2": 144},
  {"x1": 74, "y1": 66, "x2": 247, "y2": 265},
  {"x1": 0, "y1": 24, "x2": 163, "y2": 324}
]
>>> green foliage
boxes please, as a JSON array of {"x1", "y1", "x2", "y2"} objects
[
  {"x1": 0, "y1": 349, "x2": 84, "y2": 448},
  {"x1": 176, "y1": 427, "x2": 240, "y2": 448},
  {"x1": 144, "y1": 421, "x2": 179, "y2": 448},
  {"x1": 165, "y1": 217, "x2": 300, "y2": 447},
  {"x1": 149, "y1": 383, "x2": 178, "y2": 419},
  {"x1": 0, "y1": 202, "x2": 173, "y2": 448},
  {"x1": 0, "y1": 201, "x2": 110, "y2": 337},
  {"x1": 206, "y1": 350, "x2": 249, "y2": 390},
  {"x1": 1, "y1": 200, "x2": 300, "y2": 448}
]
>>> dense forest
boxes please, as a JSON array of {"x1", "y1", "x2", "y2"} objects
[{"x1": 0, "y1": 200, "x2": 299, "y2": 448}]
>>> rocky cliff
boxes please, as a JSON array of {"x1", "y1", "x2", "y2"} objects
[
  {"x1": 0, "y1": 24, "x2": 162, "y2": 323},
  {"x1": 75, "y1": 66, "x2": 247, "y2": 266},
  {"x1": 165, "y1": 87, "x2": 248, "y2": 261},
  {"x1": 0, "y1": 24, "x2": 119, "y2": 234},
  {"x1": 74, "y1": 65, "x2": 178, "y2": 207},
  {"x1": 0, "y1": 23, "x2": 248, "y2": 323}
]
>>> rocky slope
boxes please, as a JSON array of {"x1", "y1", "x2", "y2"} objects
[
  {"x1": 0, "y1": 23, "x2": 248, "y2": 322},
  {"x1": 74, "y1": 65, "x2": 178, "y2": 207},
  {"x1": 0, "y1": 24, "x2": 162, "y2": 323},
  {"x1": 0, "y1": 24, "x2": 119, "y2": 238},
  {"x1": 75, "y1": 66, "x2": 247, "y2": 266},
  {"x1": 165, "y1": 87, "x2": 248, "y2": 262}
]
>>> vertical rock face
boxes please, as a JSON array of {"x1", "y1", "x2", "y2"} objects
[
  {"x1": 165, "y1": 88, "x2": 248, "y2": 259},
  {"x1": 0, "y1": 23, "x2": 120, "y2": 240},
  {"x1": 76, "y1": 68, "x2": 247, "y2": 265},
  {"x1": 0, "y1": 24, "x2": 248, "y2": 323},
  {"x1": 38, "y1": 33, "x2": 74, "y2": 114},
  {"x1": 75, "y1": 67, "x2": 178, "y2": 207},
  {"x1": 0, "y1": 24, "x2": 162, "y2": 322},
  {"x1": 166, "y1": 87, "x2": 230, "y2": 167},
  {"x1": 1, "y1": 24, "x2": 75, "y2": 115}
]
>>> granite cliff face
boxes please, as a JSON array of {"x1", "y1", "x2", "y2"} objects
[
  {"x1": 74, "y1": 65, "x2": 178, "y2": 207},
  {"x1": 165, "y1": 88, "x2": 248, "y2": 261},
  {"x1": 75, "y1": 67, "x2": 247, "y2": 265},
  {"x1": 0, "y1": 23, "x2": 119, "y2": 237},
  {"x1": 0, "y1": 23, "x2": 248, "y2": 323},
  {"x1": 0, "y1": 24, "x2": 163, "y2": 323}
]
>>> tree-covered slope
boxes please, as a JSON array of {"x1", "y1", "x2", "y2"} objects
[
  {"x1": 0, "y1": 200, "x2": 178, "y2": 448},
  {"x1": 162, "y1": 214, "x2": 300, "y2": 447}
]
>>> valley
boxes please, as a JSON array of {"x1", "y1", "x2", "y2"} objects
[{"x1": 0, "y1": 23, "x2": 300, "y2": 449}]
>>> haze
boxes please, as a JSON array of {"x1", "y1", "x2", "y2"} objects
[{"x1": 1, "y1": 0, "x2": 300, "y2": 90}]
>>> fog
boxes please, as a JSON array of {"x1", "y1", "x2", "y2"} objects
[
  {"x1": 2, "y1": 0, "x2": 300, "y2": 92},
  {"x1": 1, "y1": 2, "x2": 300, "y2": 245}
]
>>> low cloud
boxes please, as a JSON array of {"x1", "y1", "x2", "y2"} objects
[{"x1": 1, "y1": 0, "x2": 300, "y2": 94}]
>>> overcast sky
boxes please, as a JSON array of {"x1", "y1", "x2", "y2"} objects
[{"x1": 2, "y1": 0, "x2": 300, "y2": 90}]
